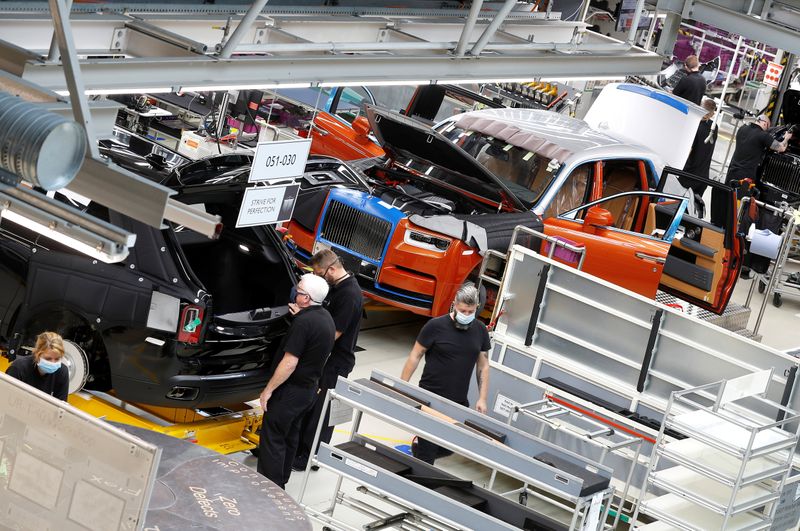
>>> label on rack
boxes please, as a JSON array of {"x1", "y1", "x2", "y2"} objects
[{"x1": 344, "y1": 458, "x2": 377, "y2": 478}]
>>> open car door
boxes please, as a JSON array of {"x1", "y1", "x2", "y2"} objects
[
  {"x1": 543, "y1": 191, "x2": 688, "y2": 299},
  {"x1": 654, "y1": 167, "x2": 743, "y2": 314},
  {"x1": 308, "y1": 86, "x2": 384, "y2": 161}
]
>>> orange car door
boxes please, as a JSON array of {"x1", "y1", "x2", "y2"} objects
[
  {"x1": 309, "y1": 112, "x2": 384, "y2": 160},
  {"x1": 544, "y1": 192, "x2": 687, "y2": 299}
]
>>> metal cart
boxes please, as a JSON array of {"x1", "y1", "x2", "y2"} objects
[{"x1": 739, "y1": 197, "x2": 799, "y2": 335}]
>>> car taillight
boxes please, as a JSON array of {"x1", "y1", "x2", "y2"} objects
[{"x1": 177, "y1": 305, "x2": 204, "y2": 344}]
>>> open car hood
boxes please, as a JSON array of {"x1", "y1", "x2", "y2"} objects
[{"x1": 366, "y1": 107, "x2": 525, "y2": 209}]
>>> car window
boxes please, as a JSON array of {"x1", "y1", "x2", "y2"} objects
[
  {"x1": 544, "y1": 162, "x2": 592, "y2": 219},
  {"x1": 562, "y1": 193, "x2": 683, "y2": 240},
  {"x1": 599, "y1": 160, "x2": 643, "y2": 199},
  {"x1": 440, "y1": 125, "x2": 561, "y2": 208},
  {"x1": 333, "y1": 87, "x2": 373, "y2": 123}
]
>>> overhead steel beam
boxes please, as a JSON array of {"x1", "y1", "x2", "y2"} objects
[
  {"x1": 0, "y1": 39, "x2": 41, "y2": 77},
  {"x1": 21, "y1": 45, "x2": 663, "y2": 92},
  {"x1": 0, "y1": 69, "x2": 59, "y2": 101},
  {"x1": 41, "y1": 99, "x2": 122, "y2": 140},
  {"x1": 685, "y1": 0, "x2": 800, "y2": 55},
  {"x1": 68, "y1": 157, "x2": 173, "y2": 228},
  {"x1": 218, "y1": 0, "x2": 270, "y2": 59},
  {"x1": 0, "y1": 3, "x2": 561, "y2": 19},
  {"x1": 125, "y1": 19, "x2": 208, "y2": 56},
  {"x1": 47, "y1": 0, "x2": 71, "y2": 61},
  {"x1": 0, "y1": 14, "x2": 584, "y2": 55},
  {"x1": 49, "y1": 0, "x2": 99, "y2": 158},
  {"x1": 470, "y1": 0, "x2": 519, "y2": 56},
  {"x1": 455, "y1": 0, "x2": 484, "y2": 57}
]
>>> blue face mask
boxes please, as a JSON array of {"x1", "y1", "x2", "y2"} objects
[
  {"x1": 454, "y1": 311, "x2": 475, "y2": 326},
  {"x1": 289, "y1": 286, "x2": 297, "y2": 302},
  {"x1": 38, "y1": 358, "x2": 62, "y2": 374}
]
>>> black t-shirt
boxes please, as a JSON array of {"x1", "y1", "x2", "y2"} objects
[
  {"x1": 673, "y1": 71, "x2": 706, "y2": 105},
  {"x1": 325, "y1": 274, "x2": 363, "y2": 371},
  {"x1": 727, "y1": 123, "x2": 774, "y2": 179},
  {"x1": 417, "y1": 315, "x2": 491, "y2": 404},
  {"x1": 682, "y1": 119, "x2": 718, "y2": 183},
  {"x1": 6, "y1": 355, "x2": 69, "y2": 400},
  {"x1": 280, "y1": 305, "x2": 336, "y2": 388}
]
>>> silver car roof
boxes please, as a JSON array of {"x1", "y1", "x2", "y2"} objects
[{"x1": 446, "y1": 108, "x2": 661, "y2": 164}]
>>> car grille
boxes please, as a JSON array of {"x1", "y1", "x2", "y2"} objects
[
  {"x1": 762, "y1": 152, "x2": 800, "y2": 195},
  {"x1": 321, "y1": 200, "x2": 392, "y2": 261}
]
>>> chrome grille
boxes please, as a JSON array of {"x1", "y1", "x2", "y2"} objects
[
  {"x1": 321, "y1": 200, "x2": 392, "y2": 261},
  {"x1": 762, "y1": 153, "x2": 800, "y2": 195}
]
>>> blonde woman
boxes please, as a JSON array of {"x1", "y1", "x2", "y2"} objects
[{"x1": 6, "y1": 331, "x2": 69, "y2": 400}]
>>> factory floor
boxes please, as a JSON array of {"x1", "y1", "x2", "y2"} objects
[{"x1": 232, "y1": 263, "x2": 800, "y2": 529}]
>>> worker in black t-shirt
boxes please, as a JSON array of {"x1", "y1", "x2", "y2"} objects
[
  {"x1": 293, "y1": 249, "x2": 364, "y2": 471},
  {"x1": 6, "y1": 331, "x2": 69, "y2": 401},
  {"x1": 716, "y1": 114, "x2": 791, "y2": 226},
  {"x1": 672, "y1": 55, "x2": 706, "y2": 105},
  {"x1": 257, "y1": 273, "x2": 335, "y2": 489},
  {"x1": 726, "y1": 114, "x2": 792, "y2": 184},
  {"x1": 401, "y1": 283, "x2": 491, "y2": 464},
  {"x1": 722, "y1": 114, "x2": 792, "y2": 276}
]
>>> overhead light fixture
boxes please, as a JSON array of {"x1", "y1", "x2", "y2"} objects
[
  {"x1": 179, "y1": 82, "x2": 311, "y2": 92},
  {"x1": 0, "y1": 186, "x2": 135, "y2": 263},
  {"x1": 539, "y1": 76, "x2": 627, "y2": 82},
  {"x1": 443, "y1": 78, "x2": 540, "y2": 85},
  {"x1": 54, "y1": 87, "x2": 174, "y2": 96},
  {"x1": 319, "y1": 80, "x2": 432, "y2": 87}
]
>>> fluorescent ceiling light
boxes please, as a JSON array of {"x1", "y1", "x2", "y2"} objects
[
  {"x1": 1, "y1": 208, "x2": 129, "y2": 263},
  {"x1": 539, "y1": 76, "x2": 627, "y2": 82},
  {"x1": 443, "y1": 78, "x2": 536, "y2": 85},
  {"x1": 319, "y1": 80, "x2": 432, "y2": 87},
  {"x1": 54, "y1": 87, "x2": 173, "y2": 96},
  {"x1": 179, "y1": 82, "x2": 311, "y2": 92}
]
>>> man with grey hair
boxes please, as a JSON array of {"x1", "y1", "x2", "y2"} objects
[
  {"x1": 401, "y1": 283, "x2": 491, "y2": 464},
  {"x1": 257, "y1": 273, "x2": 335, "y2": 488}
]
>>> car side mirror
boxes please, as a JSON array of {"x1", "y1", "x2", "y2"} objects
[
  {"x1": 352, "y1": 116, "x2": 371, "y2": 137},
  {"x1": 583, "y1": 206, "x2": 614, "y2": 234}
]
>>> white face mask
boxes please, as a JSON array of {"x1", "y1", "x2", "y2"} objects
[
  {"x1": 454, "y1": 310, "x2": 475, "y2": 326},
  {"x1": 37, "y1": 358, "x2": 62, "y2": 374}
]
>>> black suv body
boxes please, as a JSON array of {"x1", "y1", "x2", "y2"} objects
[{"x1": 0, "y1": 137, "x2": 304, "y2": 408}]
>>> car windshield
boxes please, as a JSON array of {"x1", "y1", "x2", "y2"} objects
[{"x1": 438, "y1": 123, "x2": 562, "y2": 208}]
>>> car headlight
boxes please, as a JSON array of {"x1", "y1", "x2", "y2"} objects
[{"x1": 404, "y1": 229, "x2": 451, "y2": 252}]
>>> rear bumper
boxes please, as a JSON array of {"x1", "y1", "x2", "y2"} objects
[{"x1": 113, "y1": 366, "x2": 269, "y2": 408}]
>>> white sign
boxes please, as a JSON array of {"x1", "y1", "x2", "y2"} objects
[
  {"x1": 493, "y1": 393, "x2": 520, "y2": 421},
  {"x1": 765, "y1": 61, "x2": 784, "y2": 88},
  {"x1": 236, "y1": 184, "x2": 300, "y2": 228},
  {"x1": 248, "y1": 139, "x2": 311, "y2": 183}
]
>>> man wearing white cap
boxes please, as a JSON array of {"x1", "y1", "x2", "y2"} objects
[{"x1": 257, "y1": 273, "x2": 335, "y2": 489}]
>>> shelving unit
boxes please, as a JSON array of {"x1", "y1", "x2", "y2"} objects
[
  {"x1": 298, "y1": 371, "x2": 616, "y2": 531},
  {"x1": 632, "y1": 370, "x2": 800, "y2": 530}
]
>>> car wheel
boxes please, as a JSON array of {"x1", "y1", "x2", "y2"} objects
[{"x1": 62, "y1": 339, "x2": 90, "y2": 395}]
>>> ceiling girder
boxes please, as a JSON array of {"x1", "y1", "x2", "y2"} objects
[
  {"x1": 655, "y1": 0, "x2": 800, "y2": 55},
  {"x1": 18, "y1": 46, "x2": 663, "y2": 93}
]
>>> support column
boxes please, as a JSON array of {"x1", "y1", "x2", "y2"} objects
[
  {"x1": 768, "y1": 52, "x2": 794, "y2": 123},
  {"x1": 656, "y1": 11, "x2": 682, "y2": 57}
]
